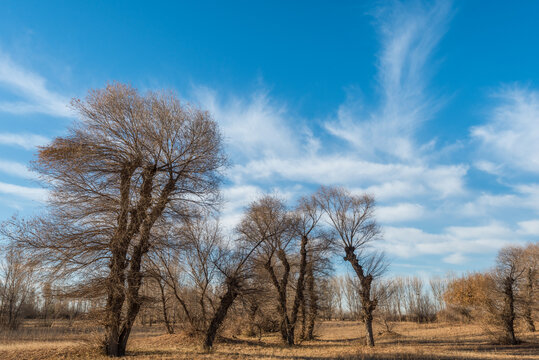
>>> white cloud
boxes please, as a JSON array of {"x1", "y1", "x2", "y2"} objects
[
  {"x1": 474, "y1": 160, "x2": 503, "y2": 175},
  {"x1": 325, "y1": 0, "x2": 452, "y2": 160},
  {"x1": 377, "y1": 203, "x2": 425, "y2": 223},
  {"x1": 0, "y1": 181, "x2": 48, "y2": 202},
  {"x1": 0, "y1": 132, "x2": 49, "y2": 150},
  {"x1": 381, "y1": 222, "x2": 520, "y2": 262},
  {"x1": 461, "y1": 184, "x2": 539, "y2": 218},
  {"x1": 219, "y1": 184, "x2": 301, "y2": 232},
  {"x1": 518, "y1": 219, "x2": 539, "y2": 236},
  {"x1": 0, "y1": 51, "x2": 72, "y2": 117},
  {"x1": 194, "y1": 86, "x2": 299, "y2": 160},
  {"x1": 220, "y1": 185, "x2": 263, "y2": 231},
  {"x1": 0, "y1": 159, "x2": 37, "y2": 179},
  {"x1": 472, "y1": 86, "x2": 539, "y2": 173},
  {"x1": 232, "y1": 155, "x2": 467, "y2": 200},
  {"x1": 443, "y1": 253, "x2": 467, "y2": 265}
]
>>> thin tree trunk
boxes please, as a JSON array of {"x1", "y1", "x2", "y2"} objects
[
  {"x1": 524, "y1": 268, "x2": 536, "y2": 332},
  {"x1": 247, "y1": 301, "x2": 259, "y2": 337},
  {"x1": 305, "y1": 263, "x2": 317, "y2": 340},
  {"x1": 203, "y1": 278, "x2": 239, "y2": 351},
  {"x1": 158, "y1": 278, "x2": 174, "y2": 334}
]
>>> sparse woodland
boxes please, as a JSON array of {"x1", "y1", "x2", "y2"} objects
[{"x1": 0, "y1": 84, "x2": 537, "y2": 359}]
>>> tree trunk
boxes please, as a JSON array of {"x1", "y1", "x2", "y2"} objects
[
  {"x1": 299, "y1": 296, "x2": 306, "y2": 340},
  {"x1": 344, "y1": 246, "x2": 377, "y2": 347},
  {"x1": 265, "y1": 252, "x2": 293, "y2": 345},
  {"x1": 246, "y1": 301, "x2": 259, "y2": 337},
  {"x1": 364, "y1": 314, "x2": 375, "y2": 347},
  {"x1": 105, "y1": 325, "x2": 130, "y2": 357},
  {"x1": 203, "y1": 278, "x2": 239, "y2": 351},
  {"x1": 305, "y1": 263, "x2": 317, "y2": 340},
  {"x1": 104, "y1": 253, "x2": 128, "y2": 356},
  {"x1": 524, "y1": 268, "x2": 536, "y2": 332},
  {"x1": 289, "y1": 235, "x2": 309, "y2": 343},
  {"x1": 501, "y1": 277, "x2": 517, "y2": 345},
  {"x1": 158, "y1": 278, "x2": 174, "y2": 334}
]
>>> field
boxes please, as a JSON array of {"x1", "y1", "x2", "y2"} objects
[{"x1": 0, "y1": 321, "x2": 537, "y2": 360}]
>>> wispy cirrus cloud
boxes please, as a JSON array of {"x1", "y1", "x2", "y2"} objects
[
  {"x1": 0, "y1": 50, "x2": 72, "y2": 117},
  {"x1": 472, "y1": 86, "x2": 539, "y2": 174},
  {"x1": 193, "y1": 1, "x2": 466, "y2": 244},
  {"x1": 0, "y1": 159, "x2": 37, "y2": 179},
  {"x1": 326, "y1": 0, "x2": 452, "y2": 160},
  {"x1": 0, "y1": 132, "x2": 49, "y2": 150},
  {"x1": 193, "y1": 87, "x2": 299, "y2": 159},
  {"x1": 382, "y1": 222, "x2": 522, "y2": 265},
  {"x1": 0, "y1": 181, "x2": 47, "y2": 202}
]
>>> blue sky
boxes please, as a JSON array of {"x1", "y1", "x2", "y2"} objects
[{"x1": 1, "y1": 0, "x2": 539, "y2": 277}]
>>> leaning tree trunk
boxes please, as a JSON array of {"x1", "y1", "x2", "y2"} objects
[
  {"x1": 203, "y1": 278, "x2": 239, "y2": 351},
  {"x1": 344, "y1": 246, "x2": 377, "y2": 347}
]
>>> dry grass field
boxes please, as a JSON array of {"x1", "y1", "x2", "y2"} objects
[{"x1": 0, "y1": 320, "x2": 538, "y2": 360}]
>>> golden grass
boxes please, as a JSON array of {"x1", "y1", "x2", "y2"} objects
[{"x1": 0, "y1": 320, "x2": 537, "y2": 359}]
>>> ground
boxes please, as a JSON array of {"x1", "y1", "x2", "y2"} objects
[{"x1": 0, "y1": 320, "x2": 537, "y2": 359}]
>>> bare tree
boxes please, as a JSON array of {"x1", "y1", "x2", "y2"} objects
[
  {"x1": 372, "y1": 279, "x2": 398, "y2": 333},
  {"x1": 0, "y1": 248, "x2": 36, "y2": 330},
  {"x1": 236, "y1": 195, "x2": 297, "y2": 345},
  {"x1": 288, "y1": 194, "x2": 327, "y2": 343},
  {"x1": 492, "y1": 246, "x2": 525, "y2": 344},
  {"x1": 202, "y1": 231, "x2": 266, "y2": 350},
  {"x1": 429, "y1": 276, "x2": 448, "y2": 316},
  {"x1": 147, "y1": 217, "x2": 223, "y2": 334},
  {"x1": 316, "y1": 186, "x2": 385, "y2": 346},
  {"x1": 343, "y1": 274, "x2": 362, "y2": 320},
  {"x1": 403, "y1": 276, "x2": 435, "y2": 323},
  {"x1": 520, "y1": 243, "x2": 538, "y2": 332},
  {"x1": 4, "y1": 83, "x2": 226, "y2": 356}
]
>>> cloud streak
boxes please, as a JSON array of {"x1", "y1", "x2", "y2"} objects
[
  {"x1": 0, "y1": 132, "x2": 50, "y2": 150},
  {"x1": 0, "y1": 50, "x2": 72, "y2": 117},
  {"x1": 0, "y1": 181, "x2": 48, "y2": 202},
  {"x1": 473, "y1": 86, "x2": 539, "y2": 173},
  {"x1": 326, "y1": 0, "x2": 452, "y2": 160},
  {"x1": 0, "y1": 159, "x2": 37, "y2": 179}
]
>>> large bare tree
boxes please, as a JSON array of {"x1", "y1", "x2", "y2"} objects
[
  {"x1": 6, "y1": 83, "x2": 226, "y2": 356},
  {"x1": 316, "y1": 186, "x2": 385, "y2": 346}
]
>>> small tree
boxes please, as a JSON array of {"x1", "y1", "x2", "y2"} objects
[
  {"x1": 520, "y1": 243, "x2": 538, "y2": 332},
  {"x1": 493, "y1": 246, "x2": 525, "y2": 344},
  {"x1": 0, "y1": 248, "x2": 36, "y2": 330},
  {"x1": 444, "y1": 246, "x2": 529, "y2": 345},
  {"x1": 316, "y1": 186, "x2": 386, "y2": 346}
]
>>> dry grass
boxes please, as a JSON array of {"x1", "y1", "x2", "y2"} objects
[{"x1": 0, "y1": 320, "x2": 537, "y2": 359}]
